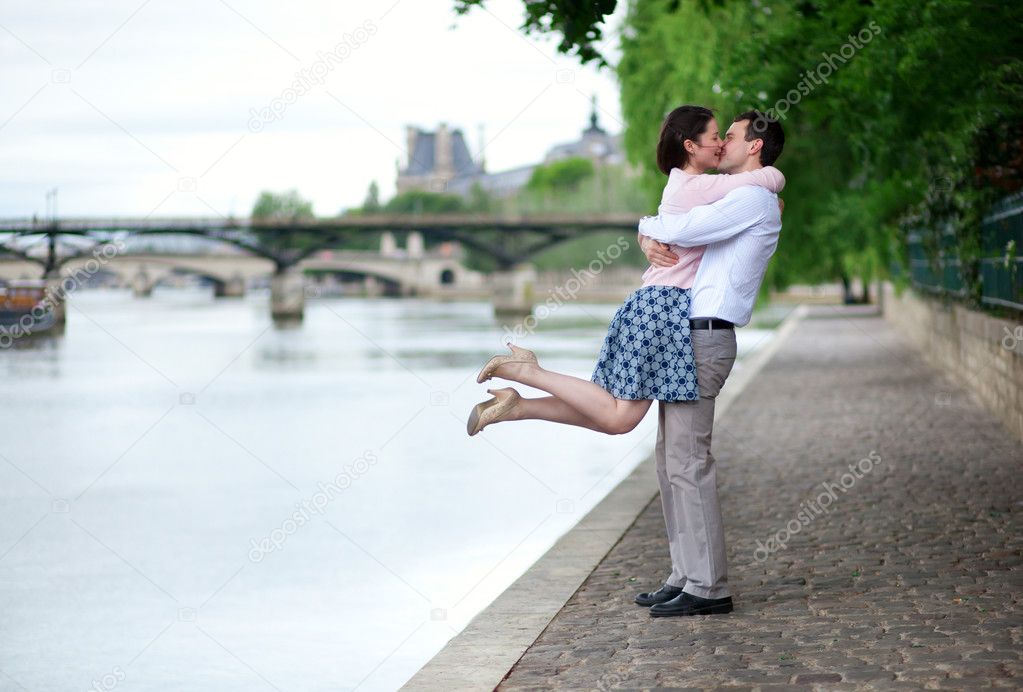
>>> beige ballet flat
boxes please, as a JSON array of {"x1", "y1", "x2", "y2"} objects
[
  {"x1": 466, "y1": 387, "x2": 522, "y2": 436},
  {"x1": 476, "y1": 343, "x2": 538, "y2": 384}
]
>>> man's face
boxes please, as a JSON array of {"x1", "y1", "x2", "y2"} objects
[{"x1": 717, "y1": 119, "x2": 750, "y2": 173}]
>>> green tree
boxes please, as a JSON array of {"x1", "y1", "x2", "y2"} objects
[
  {"x1": 466, "y1": 182, "x2": 494, "y2": 213},
  {"x1": 384, "y1": 190, "x2": 465, "y2": 214},
  {"x1": 617, "y1": 0, "x2": 1022, "y2": 302},
  {"x1": 251, "y1": 189, "x2": 314, "y2": 222},
  {"x1": 249, "y1": 190, "x2": 320, "y2": 263},
  {"x1": 362, "y1": 181, "x2": 381, "y2": 214},
  {"x1": 527, "y1": 157, "x2": 595, "y2": 194},
  {"x1": 463, "y1": 0, "x2": 1023, "y2": 305},
  {"x1": 453, "y1": 0, "x2": 616, "y2": 66}
]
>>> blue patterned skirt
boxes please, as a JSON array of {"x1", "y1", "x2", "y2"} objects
[{"x1": 590, "y1": 285, "x2": 699, "y2": 401}]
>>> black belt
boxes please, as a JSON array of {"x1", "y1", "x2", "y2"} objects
[{"x1": 690, "y1": 318, "x2": 734, "y2": 330}]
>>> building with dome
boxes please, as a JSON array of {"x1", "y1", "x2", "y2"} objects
[{"x1": 397, "y1": 98, "x2": 625, "y2": 200}]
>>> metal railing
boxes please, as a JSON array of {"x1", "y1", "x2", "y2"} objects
[
  {"x1": 980, "y1": 192, "x2": 1023, "y2": 311},
  {"x1": 907, "y1": 191, "x2": 1023, "y2": 312}
]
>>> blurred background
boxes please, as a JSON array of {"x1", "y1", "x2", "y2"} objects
[{"x1": 1, "y1": 0, "x2": 1020, "y2": 690}]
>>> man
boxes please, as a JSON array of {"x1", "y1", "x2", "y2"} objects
[{"x1": 633, "y1": 111, "x2": 785, "y2": 616}]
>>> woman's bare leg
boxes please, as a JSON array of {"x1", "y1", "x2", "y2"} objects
[
  {"x1": 490, "y1": 362, "x2": 653, "y2": 434},
  {"x1": 499, "y1": 394, "x2": 613, "y2": 433}
]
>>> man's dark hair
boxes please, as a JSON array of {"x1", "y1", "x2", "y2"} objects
[
  {"x1": 733, "y1": 110, "x2": 784, "y2": 166},
  {"x1": 656, "y1": 105, "x2": 716, "y2": 175}
]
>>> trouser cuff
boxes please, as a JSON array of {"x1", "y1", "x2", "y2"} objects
[{"x1": 683, "y1": 584, "x2": 730, "y2": 599}]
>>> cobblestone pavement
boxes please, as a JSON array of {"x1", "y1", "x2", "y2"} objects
[{"x1": 498, "y1": 313, "x2": 1022, "y2": 690}]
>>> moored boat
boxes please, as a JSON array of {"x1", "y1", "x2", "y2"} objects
[{"x1": 0, "y1": 279, "x2": 58, "y2": 340}]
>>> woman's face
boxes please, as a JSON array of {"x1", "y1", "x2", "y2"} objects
[{"x1": 686, "y1": 119, "x2": 723, "y2": 172}]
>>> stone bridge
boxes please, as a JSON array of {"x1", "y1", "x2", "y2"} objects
[
  {"x1": 0, "y1": 214, "x2": 639, "y2": 322},
  {"x1": 0, "y1": 231, "x2": 485, "y2": 299}
]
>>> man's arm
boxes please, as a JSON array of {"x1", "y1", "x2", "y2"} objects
[
  {"x1": 637, "y1": 234, "x2": 679, "y2": 267},
  {"x1": 638, "y1": 187, "x2": 769, "y2": 247}
]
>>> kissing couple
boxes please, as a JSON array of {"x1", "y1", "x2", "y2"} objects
[{"x1": 467, "y1": 106, "x2": 785, "y2": 617}]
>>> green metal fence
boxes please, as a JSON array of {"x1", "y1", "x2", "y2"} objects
[
  {"x1": 907, "y1": 191, "x2": 1023, "y2": 312},
  {"x1": 979, "y1": 192, "x2": 1023, "y2": 311}
]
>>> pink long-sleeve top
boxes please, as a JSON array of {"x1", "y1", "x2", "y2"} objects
[{"x1": 639, "y1": 166, "x2": 785, "y2": 289}]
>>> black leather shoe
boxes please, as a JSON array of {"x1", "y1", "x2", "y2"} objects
[
  {"x1": 634, "y1": 584, "x2": 684, "y2": 607},
  {"x1": 649, "y1": 591, "x2": 733, "y2": 617}
]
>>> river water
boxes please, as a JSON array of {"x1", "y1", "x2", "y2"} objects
[{"x1": 0, "y1": 288, "x2": 775, "y2": 691}]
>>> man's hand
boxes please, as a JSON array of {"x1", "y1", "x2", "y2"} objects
[
  {"x1": 778, "y1": 197, "x2": 785, "y2": 215},
  {"x1": 639, "y1": 234, "x2": 679, "y2": 268}
]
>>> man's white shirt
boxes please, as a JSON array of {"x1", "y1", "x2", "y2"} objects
[{"x1": 638, "y1": 185, "x2": 781, "y2": 327}]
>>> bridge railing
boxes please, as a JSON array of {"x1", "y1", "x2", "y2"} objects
[{"x1": 0, "y1": 213, "x2": 641, "y2": 234}]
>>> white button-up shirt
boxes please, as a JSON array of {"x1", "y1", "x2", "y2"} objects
[{"x1": 638, "y1": 185, "x2": 782, "y2": 327}]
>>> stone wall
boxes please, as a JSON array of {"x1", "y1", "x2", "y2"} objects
[{"x1": 883, "y1": 283, "x2": 1023, "y2": 441}]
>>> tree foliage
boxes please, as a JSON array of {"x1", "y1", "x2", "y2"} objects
[
  {"x1": 251, "y1": 190, "x2": 314, "y2": 222},
  {"x1": 463, "y1": 0, "x2": 1023, "y2": 303},
  {"x1": 362, "y1": 181, "x2": 381, "y2": 214},
  {"x1": 526, "y1": 157, "x2": 595, "y2": 193},
  {"x1": 250, "y1": 190, "x2": 319, "y2": 263},
  {"x1": 383, "y1": 190, "x2": 465, "y2": 214},
  {"x1": 617, "y1": 0, "x2": 1023, "y2": 300},
  {"x1": 453, "y1": 0, "x2": 617, "y2": 66}
]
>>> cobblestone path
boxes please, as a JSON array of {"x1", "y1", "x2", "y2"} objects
[{"x1": 498, "y1": 313, "x2": 1022, "y2": 690}]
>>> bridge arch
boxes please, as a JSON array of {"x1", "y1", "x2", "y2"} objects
[{"x1": 55, "y1": 254, "x2": 274, "y2": 297}]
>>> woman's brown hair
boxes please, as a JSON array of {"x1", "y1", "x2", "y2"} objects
[{"x1": 656, "y1": 105, "x2": 716, "y2": 175}]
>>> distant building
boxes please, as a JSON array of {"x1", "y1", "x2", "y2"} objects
[
  {"x1": 542, "y1": 98, "x2": 625, "y2": 167},
  {"x1": 398, "y1": 98, "x2": 625, "y2": 200},
  {"x1": 395, "y1": 123, "x2": 482, "y2": 195}
]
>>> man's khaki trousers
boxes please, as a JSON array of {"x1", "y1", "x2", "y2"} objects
[{"x1": 655, "y1": 327, "x2": 737, "y2": 599}]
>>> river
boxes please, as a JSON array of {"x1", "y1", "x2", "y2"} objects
[{"x1": 0, "y1": 288, "x2": 776, "y2": 691}]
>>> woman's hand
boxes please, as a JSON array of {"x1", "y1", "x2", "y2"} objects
[
  {"x1": 639, "y1": 235, "x2": 679, "y2": 268},
  {"x1": 778, "y1": 197, "x2": 785, "y2": 215}
]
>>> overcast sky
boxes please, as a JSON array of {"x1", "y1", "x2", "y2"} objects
[{"x1": 1, "y1": 0, "x2": 626, "y2": 218}]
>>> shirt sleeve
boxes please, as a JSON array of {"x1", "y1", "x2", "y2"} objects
[
  {"x1": 739, "y1": 166, "x2": 785, "y2": 193},
  {"x1": 638, "y1": 187, "x2": 770, "y2": 247},
  {"x1": 679, "y1": 166, "x2": 785, "y2": 200}
]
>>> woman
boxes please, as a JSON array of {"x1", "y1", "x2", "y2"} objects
[{"x1": 466, "y1": 105, "x2": 784, "y2": 436}]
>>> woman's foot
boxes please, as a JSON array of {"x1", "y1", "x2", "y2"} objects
[
  {"x1": 466, "y1": 387, "x2": 522, "y2": 436},
  {"x1": 475, "y1": 343, "x2": 539, "y2": 384}
]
